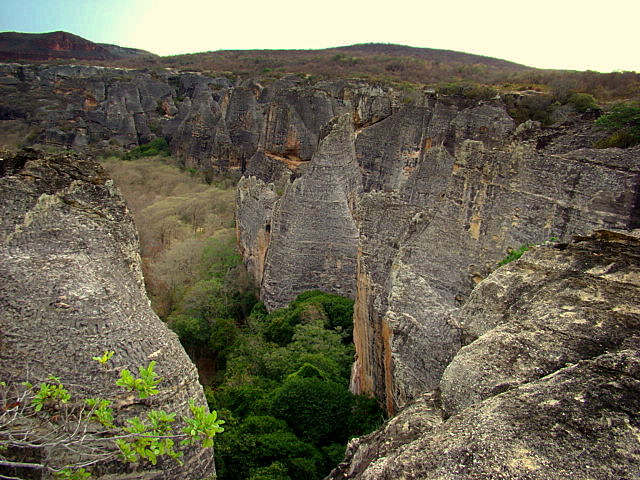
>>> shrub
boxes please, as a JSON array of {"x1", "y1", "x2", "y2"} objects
[
  {"x1": 594, "y1": 102, "x2": 640, "y2": 148},
  {"x1": 436, "y1": 81, "x2": 498, "y2": 101},
  {"x1": 566, "y1": 92, "x2": 599, "y2": 112},
  {"x1": 498, "y1": 237, "x2": 558, "y2": 266},
  {"x1": 498, "y1": 243, "x2": 533, "y2": 266},
  {"x1": 124, "y1": 137, "x2": 170, "y2": 159},
  {"x1": 1, "y1": 356, "x2": 223, "y2": 477}
]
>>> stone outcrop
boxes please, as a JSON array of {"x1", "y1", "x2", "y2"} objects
[
  {"x1": 258, "y1": 114, "x2": 362, "y2": 310},
  {"x1": 328, "y1": 231, "x2": 640, "y2": 479},
  {"x1": 237, "y1": 88, "x2": 639, "y2": 413},
  {"x1": 0, "y1": 149, "x2": 215, "y2": 478},
  {"x1": 441, "y1": 229, "x2": 640, "y2": 416},
  {"x1": 0, "y1": 65, "x2": 389, "y2": 175}
]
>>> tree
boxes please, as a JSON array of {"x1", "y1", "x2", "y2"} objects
[{"x1": 0, "y1": 354, "x2": 223, "y2": 479}]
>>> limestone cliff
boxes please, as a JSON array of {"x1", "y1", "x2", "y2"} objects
[
  {"x1": 328, "y1": 231, "x2": 640, "y2": 479},
  {"x1": 0, "y1": 65, "x2": 385, "y2": 175},
  {"x1": 0, "y1": 149, "x2": 215, "y2": 478},
  {"x1": 236, "y1": 89, "x2": 639, "y2": 413}
]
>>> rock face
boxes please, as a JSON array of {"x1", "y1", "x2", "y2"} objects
[
  {"x1": 0, "y1": 149, "x2": 215, "y2": 479},
  {"x1": 258, "y1": 114, "x2": 362, "y2": 310},
  {"x1": 328, "y1": 231, "x2": 640, "y2": 479},
  {"x1": 0, "y1": 65, "x2": 386, "y2": 175},
  {"x1": 236, "y1": 88, "x2": 640, "y2": 413}
]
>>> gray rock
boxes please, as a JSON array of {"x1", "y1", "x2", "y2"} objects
[
  {"x1": 441, "y1": 230, "x2": 640, "y2": 415},
  {"x1": 353, "y1": 137, "x2": 640, "y2": 412},
  {"x1": 0, "y1": 149, "x2": 215, "y2": 479},
  {"x1": 328, "y1": 231, "x2": 640, "y2": 480},
  {"x1": 260, "y1": 114, "x2": 362, "y2": 310}
]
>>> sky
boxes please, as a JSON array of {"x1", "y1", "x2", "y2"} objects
[{"x1": 0, "y1": 0, "x2": 638, "y2": 73}]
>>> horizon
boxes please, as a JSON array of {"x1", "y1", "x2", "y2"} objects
[{"x1": 1, "y1": 0, "x2": 638, "y2": 73}]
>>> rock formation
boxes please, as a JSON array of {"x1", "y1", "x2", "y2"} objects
[
  {"x1": 0, "y1": 65, "x2": 380, "y2": 173},
  {"x1": 0, "y1": 149, "x2": 215, "y2": 478},
  {"x1": 1, "y1": 63, "x2": 639, "y2": 477},
  {"x1": 328, "y1": 230, "x2": 640, "y2": 479},
  {"x1": 236, "y1": 89, "x2": 639, "y2": 413},
  {"x1": 257, "y1": 113, "x2": 362, "y2": 310}
]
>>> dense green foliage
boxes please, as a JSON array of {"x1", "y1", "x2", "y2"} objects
[
  {"x1": 124, "y1": 137, "x2": 170, "y2": 159},
  {"x1": 103, "y1": 157, "x2": 381, "y2": 480},
  {"x1": 203, "y1": 291, "x2": 383, "y2": 480},
  {"x1": 594, "y1": 102, "x2": 640, "y2": 148},
  {"x1": 566, "y1": 92, "x2": 598, "y2": 112}
]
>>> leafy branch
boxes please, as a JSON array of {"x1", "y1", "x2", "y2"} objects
[{"x1": 0, "y1": 354, "x2": 223, "y2": 479}]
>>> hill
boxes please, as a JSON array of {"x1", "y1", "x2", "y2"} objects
[
  {"x1": 0, "y1": 30, "x2": 154, "y2": 61},
  {"x1": 1, "y1": 32, "x2": 637, "y2": 101},
  {"x1": 147, "y1": 42, "x2": 529, "y2": 85}
]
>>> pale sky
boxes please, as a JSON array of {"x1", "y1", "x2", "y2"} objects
[{"x1": 0, "y1": 0, "x2": 638, "y2": 72}]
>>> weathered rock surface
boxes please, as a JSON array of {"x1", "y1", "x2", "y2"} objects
[
  {"x1": 260, "y1": 114, "x2": 362, "y2": 310},
  {"x1": 0, "y1": 149, "x2": 215, "y2": 478},
  {"x1": 364, "y1": 137, "x2": 640, "y2": 412},
  {"x1": 328, "y1": 231, "x2": 640, "y2": 479},
  {"x1": 0, "y1": 65, "x2": 388, "y2": 175},
  {"x1": 238, "y1": 87, "x2": 640, "y2": 413},
  {"x1": 441, "y1": 229, "x2": 640, "y2": 415}
]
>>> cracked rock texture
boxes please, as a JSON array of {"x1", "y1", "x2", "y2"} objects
[
  {"x1": 0, "y1": 149, "x2": 215, "y2": 479},
  {"x1": 0, "y1": 65, "x2": 391, "y2": 174},
  {"x1": 327, "y1": 231, "x2": 640, "y2": 479},
  {"x1": 236, "y1": 87, "x2": 640, "y2": 413}
]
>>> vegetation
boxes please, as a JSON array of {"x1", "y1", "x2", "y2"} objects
[
  {"x1": 207, "y1": 291, "x2": 383, "y2": 480},
  {"x1": 45, "y1": 42, "x2": 632, "y2": 105},
  {"x1": 123, "y1": 137, "x2": 170, "y2": 159},
  {"x1": 0, "y1": 355, "x2": 223, "y2": 478},
  {"x1": 100, "y1": 156, "x2": 239, "y2": 316},
  {"x1": 497, "y1": 243, "x2": 535, "y2": 266},
  {"x1": 435, "y1": 81, "x2": 499, "y2": 100},
  {"x1": 498, "y1": 238, "x2": 558, "y2": 266},
  {"x1": 594, "y1": 102, "x2": 640, "y2": 148},
  {"x1": 102, "y1": 156, "x2": 380, "y2": 479}
]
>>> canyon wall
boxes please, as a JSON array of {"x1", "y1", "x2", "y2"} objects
[
  {"x1": 0, "y1": 149, "x2": 215, "y2": 478},
  {"x1": 328, "y1": 230, "x2": 640, "y2": 479},
  {"x1": 1, "y1": 64, "x2": 638, "y2": 477},
  {"x1": 0, "y1": 64, "x2": 385, "y2": 173},
  {"x1": 1, "y1": 63, "x2": 638, "y2": 416},
  {"x1": 236, "y1": 91, "x2": 639, "y2": 413}
]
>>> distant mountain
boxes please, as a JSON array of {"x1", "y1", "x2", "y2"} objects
[
  {"x1": 151, "y1": 42, "x2": 531, "y2": 87},
  {"x1": 328, "y1": 43, "x2": 529, "y2": 70},
  {"x1": 0, "y1": 31, "x2": 154, "y2": 62}
]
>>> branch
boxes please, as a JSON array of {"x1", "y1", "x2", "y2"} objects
[{"x1": 0, "y1": 459, "x2": 45, "y2": 470}]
